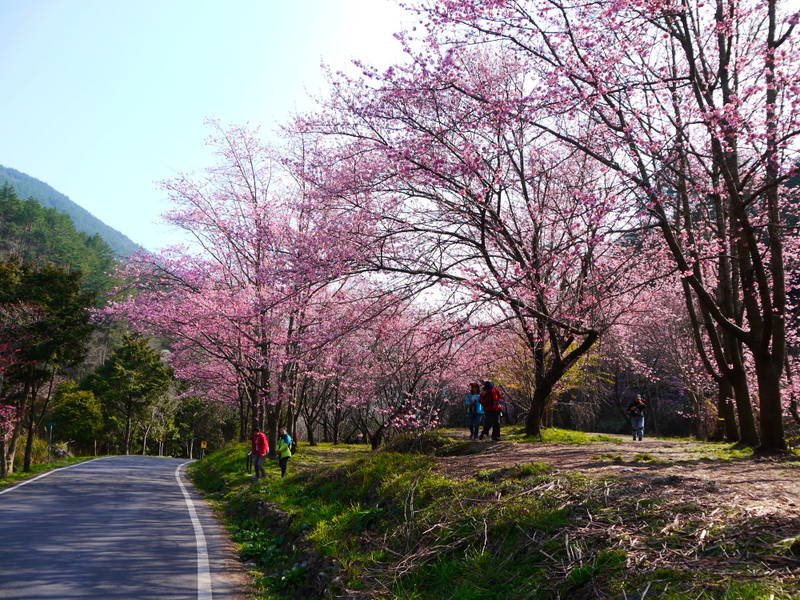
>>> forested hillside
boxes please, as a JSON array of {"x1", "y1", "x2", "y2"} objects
[
  {"x1": 0, "y1": 165, "x2": 141, "y2": 257},
  {"x1": 1, "y1": 181, "x2": 230, "y2": 476},
  {"x1": 0, "y1": 183, "x2": 116, "y2": 296}
]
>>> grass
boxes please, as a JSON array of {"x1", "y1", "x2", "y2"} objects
[
  {"x1": 503, "y1": 425, "x2": 620, "y2": 444},
  {"x1": 474, "y1": 461, "x2": 553, "y2": 482},
  {"x1": 590, "y1": 451, "x2": 670, "y2": 464},
  {"x1": 191, "y1": 442, "x2": 375, "y2": 598},
  {"x1": 190, "y1": 436, "x2": 798, "y2": 600},
  {"x1": 0, "y1": 455, "x2": 98, "y2": 490},
  {"x1": 687, "y1": 442, "x2": 755, "y2": 461},
  {"x1": 382, "y1": 429, "x2": 484, "y2": 456},
  {"x1": 192, "y1": 442, "x2": 586, "y2": 598},
  {"x1": 632, "y1": 452, "x2": 669, "y2": 463},
  {"x1": 593, "y1": 452, "x2": 625, "y2": 463},
  {"x1": 617, "y1": 569, "x2": 797, "y2": 600}
]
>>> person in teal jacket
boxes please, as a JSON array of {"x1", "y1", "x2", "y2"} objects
[
  {"x1": 464, "y1": 382, "x2": 484, "y2": 440},
  {"x1": 276, "y1": 427, "x2": 293, "y2": 478}
]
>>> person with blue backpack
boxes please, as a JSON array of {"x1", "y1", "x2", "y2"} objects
[
  {"x1": 276, "y1": 427, "x2": 293, "y2": 478},
  {"x1": 464, "y1": 382, "x2": 484, "y2": 440}
]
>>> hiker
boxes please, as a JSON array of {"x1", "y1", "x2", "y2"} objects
[
  {"x1": 252, "y1": 427, "x2": 269, "y2": 480},
  {"x1": 464, "y1": 382, "x2": 484, "y2": 440},
  {"x1": 276, "y1": 427, "x2": 293, "y2": 478},
  {"x1": 479, "y1": 380, "x2": 503, "y2": 441},
  {"x1": 628, "y1": 395, "x2": 646, "y2": 441}
]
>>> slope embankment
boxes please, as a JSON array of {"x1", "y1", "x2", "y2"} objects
[{"x1": 191, "y1": 431, "x2": 800, "y2": 600}]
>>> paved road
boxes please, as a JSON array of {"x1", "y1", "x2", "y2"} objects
[{"x1": 0, "y1": 456, "x2": 247, "y2": 600}]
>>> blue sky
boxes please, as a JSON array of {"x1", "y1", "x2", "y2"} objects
[{"x1": 0, "y1": 0, "x2": 408, "y2": 250}]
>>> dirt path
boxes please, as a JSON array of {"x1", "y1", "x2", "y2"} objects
[{"x1": 437, "y1": 436, "x2": 800, "y2": 518}]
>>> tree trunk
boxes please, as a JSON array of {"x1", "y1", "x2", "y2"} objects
[
  {"x1": 369, "y1": 425, "x2": 385, "y2": 450},
  {"x1": 754, "y1": 355, "x2": 786, "y2": 451},
  {"x1": 249, "y1": 385, "x2": 260, "y2": 443},
  {"x1": 266, "y1": 401, "x2": 281, "y2": 458},
  {"x1": 24, "y1": 369, "x2": 56, "y2": 471},
  {"x1": 142, "y1": 424, "x2": 151, "y2": 456},
  {"x1": 790, "y1": 397, "x2": 800, "y2": 424},
  {"x1": 525, "y1": 384, "x2": 552, "y2": 437},
  {"x1": 5, "y1": 382, "x2": 30, "y2": 475},
  {"x1": 785, "y1": 358, "x2": 800, "y2": 424},
  {"x1": 690, "y1": 392, "x2": 706, "y2": 440},
  {"x1": 524, "y1": 331, "x2": 597, "y2": 436},
  {"x1": 238, "y1": 388, "x2": 247, "y2": 442},
  {"x1": 23, "y1": 405, "x2": 36, "y2": 472},
  {"x1": 4, "y1": 429, "x2": 20, "y2": 475},
  {"x1": 756, "y1": 0, "x2": 787, "y2": 454},
  {"x1": 730, "y1": 367, "x2": 759, "y2": 447},
  {"x1": 124, "y1": 412, "x2": 132, "y2": 456},
  {"x1": 648, "y1": 391, "x2": 659, "y2": 435},
  {"x1": 331, "y1": 388, "x2": 342, "y2": 445},
  {"x1": 709, "y1": 393, "x2": 724, "y2": 442},
  {"x1": 291, "y1": 412, "x2": 300, "y2": 445},
  {"x1": 716, "y1": 379, "x2": 739, "y2": 442}
]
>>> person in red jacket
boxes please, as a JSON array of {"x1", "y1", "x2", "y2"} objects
[
  {"x1": 252, "y1": 428, "x2": 269, "y2": 481},
  {"x1": 479, "y1": 380, "x2": 503, "y2": 441}
]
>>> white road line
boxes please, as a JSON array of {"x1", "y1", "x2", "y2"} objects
[
  {"x1": 175, "y1": 463, "x2": 213, "y2": 600},
  {"x1": 0, "y1": 457, "x2": 106, "y2": 496}
]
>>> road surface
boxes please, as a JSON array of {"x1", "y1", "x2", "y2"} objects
[{"x1": 0, "y1": 456, "x2": 248, "y2": 599}]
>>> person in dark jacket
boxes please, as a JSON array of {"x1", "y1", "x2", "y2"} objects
[
  {"x1": 628, "y1": 395, "x2": 646, "y2": 441},
  {"x1": 479, "y1": 380, "x2": 503, "y2": 441},
  {"x1": 252, "y1": 428, "x2": 269, "y2": 480}
]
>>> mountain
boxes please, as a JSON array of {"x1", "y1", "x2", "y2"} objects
[
  {"x1": 0, "y1": 183, "x2": 116, "y2": 297},
  {"x1": 0, "y1": 165, "x2": 141, "y2": 257}
]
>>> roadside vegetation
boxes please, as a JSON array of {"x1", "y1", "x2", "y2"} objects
[
  {"x1": 0, "y1": 455, "x2": 97, "y2": 490},
  {"x1": 191, "y1": 432, "x2": 799, "y2": 600}
]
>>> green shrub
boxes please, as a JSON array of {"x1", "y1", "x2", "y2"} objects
[{"x1": 12, "y1": 436, "x2": 49, "y2": 470}]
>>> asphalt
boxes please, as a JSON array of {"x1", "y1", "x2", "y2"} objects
[{"x1": 0, "y1": 456, "x2": 248, "y2": 600}]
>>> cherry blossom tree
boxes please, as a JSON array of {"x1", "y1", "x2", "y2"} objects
[
  {"x1": 104, "y1": 2, "x2": 799, "y2": 450},
  {"x1": 416, "y1": 0, "x2": 800, "y2": 450},
  {"x1": 106, "y1": 123, "x2": 394, "y2": 448},
  {"x1": 300, "y1": 44, "x2": 649, "y2": 435}
]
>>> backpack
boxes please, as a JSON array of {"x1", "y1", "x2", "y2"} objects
[
  {"x1": 465, "y1": 393, "x2": 481, "y2": 415},
  {"x1": 290, "y1": 438, "x2": 298, "y2": 455},
  {"x1": 491, "y1": 387, "x2": 504, "y2": 413},
  {"x1": 628, "y1": 403, "x2": 644, "y2": 418}
]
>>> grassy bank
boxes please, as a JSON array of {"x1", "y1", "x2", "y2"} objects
[
  {"x1": 502, "y1": 425, "x2": 620, "y2": 444},
  {"x1": 190, "y1": 433, "x2": 798, "y2": 600},
  {"x1": 0, "y1": 455, "x2": 98, "y2": 490}
]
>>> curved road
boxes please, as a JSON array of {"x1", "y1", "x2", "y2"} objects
[{"x1": 0, "y1": 456, "x2": 247, "y2": 600}]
